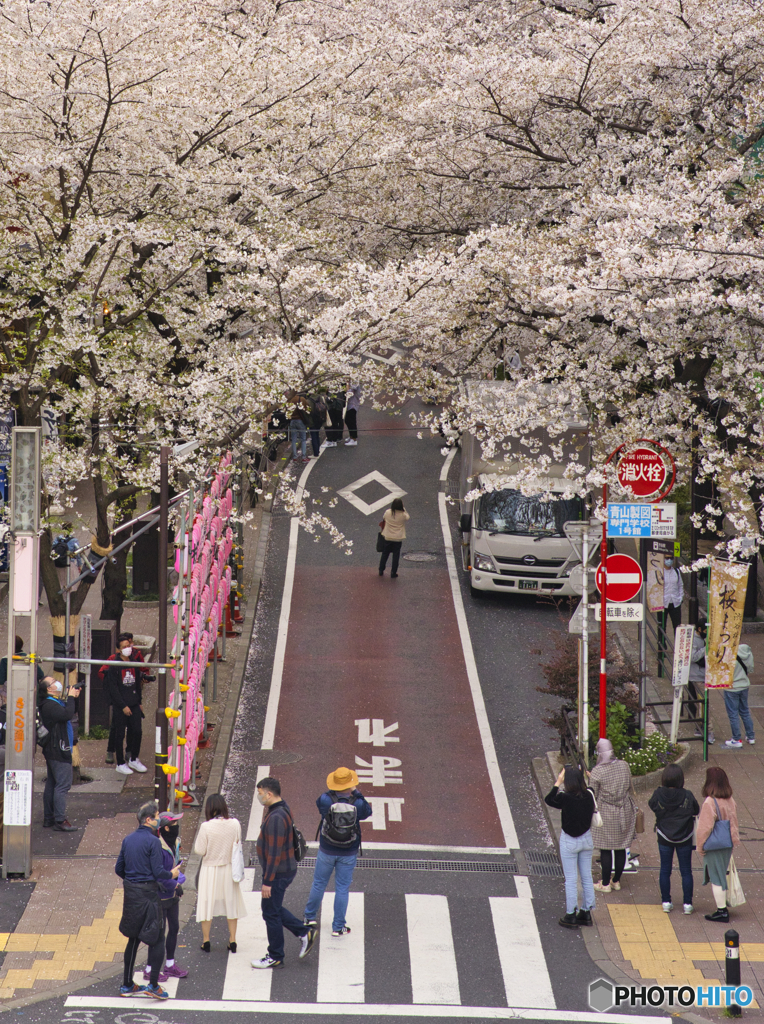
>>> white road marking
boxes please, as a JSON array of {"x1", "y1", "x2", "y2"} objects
[
  {"x1": 246, "y1": 764, "x2": 270, "y2": 840},
  {"x1": 366, "y1": 796, "x2": 405, "y2": 829},
  {"x1": 437, "y1": 486, "x2": 519, "y2": 849},
  {"x1": 221, "y1": 890, "x2": 272, "y2": 1001},
  {"x1": 336, "y1": 470, "x2": 407, "y2": 516},
  {"x1": 65, "y1": 998, "x2": 671, "y2": 1021},
  {"x1": 514, "y1": 875, "x2": 533, "y2": 899},
  {"x1": 439, "y1": 444, "x2": 458, "y2": 483},
  {"x1": 490, "y1": 897, "x2": 555, "y2": 1009},
  {"x1": 306, "y1": 840, "x2": 510, "y2": 854},
  {"x1": 317, "y1": 891, "x2": 365, "y2": 1003},
  {"x1": 405, "y1": 894, "x2": 460, "y2": 1005},
  {"x1": 132, "y1": 973, "x2": 179, "y2": 998},
  {"x1": 261, "y1": 459, "x2": 318, "y2": 750}
]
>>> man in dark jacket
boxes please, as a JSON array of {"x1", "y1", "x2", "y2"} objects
[
  {"x1": 39, "y1": 676, "x2": 81, "y2": 832},
  {"x1": 115, "y1": 800, "x2": 180, "y2": 999},
  {"x1": 251, "y1": 777, "x2": 315, "y2": 971},
  {"x1": 104, "y1": 638, "x2": 147, "y2": 776},
  {"x1": 99, "y1": 633, "x2": 146, "y2": 764},
  {"x1": 303, "y1": 766, "x2": 372, "y2": 935}
]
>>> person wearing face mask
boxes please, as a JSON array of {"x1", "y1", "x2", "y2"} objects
[
  {"x1": 38, "y1": 675, "x2": 81, "y2": 832},
  {"x1": 142, "y1": 811, "x2": 189, "y2": 983},
  {"x1": 115, "y1": 801, "x2": 180, "y2": 999},
  {"x1": 99, "y1": 633, "x2": 146, "y2": 765},
  {"x1": 104, "y1": 636, "x2": 147, "y2": 776},
  {"x1": 659, "y1": 556, "x2": 684, "y2": 651}
]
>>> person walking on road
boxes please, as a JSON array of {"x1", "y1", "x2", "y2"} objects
[
  {"x1": 252, "y1": 777, "x2": 316, "y2": 970},
  {"x1": 104, "y1": 640, "x2": 148, "y2": 776},
  {"x1": 697, "y1": 767, "x2": 739, "y2": 923},
  {"x1": 648, "y1": 764, "x2": 700, "y2": 915},
  {"x1": 303, "y1": 766, "x2": 372, "y2": 936},
  {"x1": 143, "y1": 811, "x2": 189, "y2": 982},
  {"x1": 116, "y1": 800, "x2": 180, "y2": 1000},
  {"x1": 589, "y1": 738, "x2": 637, "y2": 894},
  {"x1": 344, "y1": 383, "x2": 361, "y2": 446},
  {"x1": 722, "y1": 643, "x2": 755, "y2": 748},
  {"x1": 688, "y1": 620, "x2": 715, "y2": 743},
  {"x1": 38, "y1": 676, "x2": 81, "y2": 832},
  {"x1": 545, "y1": 766, "x2": 596, "y2": 928},
  {"x1": 194, "y1": 793, "x2": 247, "y2": 953},
  {"x1": 378, "y1": 498, "x2": 410, "y2": 578}
]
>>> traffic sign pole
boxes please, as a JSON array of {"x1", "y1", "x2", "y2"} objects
[{"x1": 599, "y1": 488, "x2": 608, "y2": 739}]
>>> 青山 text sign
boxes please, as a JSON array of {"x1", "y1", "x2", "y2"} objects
[{"x1": 608, "y1": 503, "x2": 676, "y2": 538}]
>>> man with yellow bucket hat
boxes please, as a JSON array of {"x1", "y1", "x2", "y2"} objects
[{"x1": 303, "y1": 766, "x2": 372, "y2": 936}]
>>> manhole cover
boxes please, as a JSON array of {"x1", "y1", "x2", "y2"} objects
[{"x1": 402, "y1": 551, "x2": 438, "y2": 562}]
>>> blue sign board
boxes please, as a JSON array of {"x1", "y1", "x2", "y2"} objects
[{"x1": 608, "y1": 502, "x2": 652, "y2": 537}]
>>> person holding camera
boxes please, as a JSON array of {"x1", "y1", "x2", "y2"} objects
[{"x1": 38, "y1": 675, "x2": 81, "y2": 832}]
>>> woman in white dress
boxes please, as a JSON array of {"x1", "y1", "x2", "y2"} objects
[{"x1": 194, "y1": 793, "x2": 246, "y2": 952}]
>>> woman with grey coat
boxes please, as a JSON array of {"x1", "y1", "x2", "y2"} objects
[{"x1": 588, "y1": 738, "x2": 637, "y2": 893}]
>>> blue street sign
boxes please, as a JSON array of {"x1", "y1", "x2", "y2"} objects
[{"x1": 608, "y1": 502, "x2": 652, "y2": 537}]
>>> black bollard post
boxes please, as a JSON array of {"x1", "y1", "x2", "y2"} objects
[{"x1": 725, "y1": 929, "x2": 741, "y2": 1017}]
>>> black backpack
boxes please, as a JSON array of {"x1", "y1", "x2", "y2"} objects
[{"x1": 316, "y1": 794, "x2": 359, "y2": 848}]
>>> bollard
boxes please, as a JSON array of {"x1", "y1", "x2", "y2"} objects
[{"x1": 725, "y1": 929, "x2": 741, "y2": 1017}]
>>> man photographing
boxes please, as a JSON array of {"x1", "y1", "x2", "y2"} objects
[{"x1": 38, "y1": 675, "x2": 81, "y2": 832}]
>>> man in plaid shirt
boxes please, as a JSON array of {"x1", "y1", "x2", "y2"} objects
[{"x1": 251, "y1": 777, "x2": 316, "y2": 970}]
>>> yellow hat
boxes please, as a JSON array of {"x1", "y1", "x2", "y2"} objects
[{"x1": 326, "y1": 766, "x2": 358, "y2": 791}]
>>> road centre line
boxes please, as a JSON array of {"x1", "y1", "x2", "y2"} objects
[
  {"x1": 261, "y1": 457, "x2": 319, "y2": 750},
  {"x1": 64, "y1": 997, "x2": 670, "y2": 1021},
  {"x1": 437, "y1": 485, "x2": 519, "y2": 849}
]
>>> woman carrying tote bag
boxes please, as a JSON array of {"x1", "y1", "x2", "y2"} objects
[
  {"x1": 588, "y1": 739, "x2": 637, "y2": 893},
  {"x1": 696, "y1": 767, "x2": 739, "y2": 923},
  {"x1": 194, "y1": 793, "x2": 247, "y2": 952}
]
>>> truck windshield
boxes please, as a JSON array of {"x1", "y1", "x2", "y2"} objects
[{"x1": 476, "y1": 490, "x2": 584, "y2": 537}]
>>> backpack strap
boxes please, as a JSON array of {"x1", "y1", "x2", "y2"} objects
[{"x1": 736, "y1": 655, "x2": 749, "y2": 677}]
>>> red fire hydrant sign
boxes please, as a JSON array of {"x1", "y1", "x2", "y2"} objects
[{"x1": 616, "y1": 446, "x2": 667, "y2": 498}]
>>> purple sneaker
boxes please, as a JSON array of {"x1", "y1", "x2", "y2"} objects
[
  {"x1": 143, "y1": 968, "x2": 169, "y2": 983},
  {"x1": 164, "y1": 964, "x2": 189, "y2": 978}
]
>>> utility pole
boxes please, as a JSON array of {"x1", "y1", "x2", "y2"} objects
[
  {"x1": 2, "y1": 428, "x2": 41, "y2": 877},
  {"x1": 155, "y1": 446, "x2": 170, "y2": 809}
]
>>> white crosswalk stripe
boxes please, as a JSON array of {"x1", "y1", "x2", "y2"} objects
[{"x1": 316, "y1": 891, "x2": 365, "y2": 1002}]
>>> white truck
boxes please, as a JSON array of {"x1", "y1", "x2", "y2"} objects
[{"x1": 458, "y1": 381, "x2": 591, "y2": 597}]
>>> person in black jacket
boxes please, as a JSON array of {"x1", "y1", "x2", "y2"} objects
[
  {"x1": 648, "y1": 764, "x2": 700, "y2": 914},
  {"x1": 545, "y1": 766, "x2": 596, "y2": 929},
  {"x1": 38, "y1": 676, "x2": 81, "y2": 832},
  {"x1": 104, "y1": 643, "x2": 147, "y2": 776}
]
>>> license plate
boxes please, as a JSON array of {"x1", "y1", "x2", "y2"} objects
[{"x1": 519, "y1": 580, "x2": 538, "y2": 590}]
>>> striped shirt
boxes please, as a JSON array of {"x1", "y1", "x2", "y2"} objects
[{"x1": 256, "y1": 801, "x2": 296, "y2": 883}]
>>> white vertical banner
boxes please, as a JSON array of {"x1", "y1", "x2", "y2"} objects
[{"x1": 670, "y1": 624, "x2": 695, "y2": 744}]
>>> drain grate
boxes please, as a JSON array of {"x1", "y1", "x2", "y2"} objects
[
  {"x1": 525, "y1": 850, "x2": 564, "y2": 877},
  {"x1": 298, "y1": 858, "x2": 518, "y2": 873}
]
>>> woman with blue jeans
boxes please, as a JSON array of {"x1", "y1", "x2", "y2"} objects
[
  {"x1": 648, "y1": 764, "x2": 699, "y2": 914},
  {"x1": 545, "y1": 767, "x2": 596, "y2": 928}
]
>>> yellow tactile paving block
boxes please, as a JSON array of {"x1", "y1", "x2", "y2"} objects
[
  {"x1": 0, "y1": 887, "x2": 125, "y2": 998},
  {"x1": 608, "y1": 904, "x2": 760, "y2": 1006}
]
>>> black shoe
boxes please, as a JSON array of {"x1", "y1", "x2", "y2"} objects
[
  {"x1": 227, "y1": 942, "x2": 237, "y2": 953},
  {"x1": 105, "y1": 752, "x2": 115, "y2": 764},
  {"x1": 558, "y1": 912, "x2": 580, "y2": 929},
  {"x1": 200, "y1": 941, "x2": 211, "y2": 952},
  {"x1": 704, "y1": 908, "x2": 729, "y2": 922},
  {"x1": 379, "y1": 570, "x2": 384, "y2": 576},
  {"x1": 43, "y1": 821, "x2": 55, "y2": 828},
  {"x1": 54, "y1": 820, "x2": 79, "y2": 832},
  {"x1": 576, "y1": 909, "x2": 593, "y2": 926},
  {"x1": 391, "y1": 573, "x2": 399, "y2": 578}
]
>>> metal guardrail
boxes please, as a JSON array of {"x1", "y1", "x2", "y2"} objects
[{"x1": 560, "y1": 705, "x2": 587, "y2": 771}]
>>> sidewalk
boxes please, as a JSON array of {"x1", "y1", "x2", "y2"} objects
[
  {"x1": 0, "y1": 472, "x2": 275, "y2": 1007},
  {"x1": 535, "y1": 630, "x2": 764, "y2": 1021}
]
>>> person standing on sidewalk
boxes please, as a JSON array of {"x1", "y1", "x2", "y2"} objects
[
  {"x1": 378, "y1": 498, "x2": 410, "y2": 578},
  {"x1": 343, "y1": 383, "x2": 361, "y2": 446},
  {"x1": 323, "y1": 390, "x2": 345, "y2": 448},
  {"x1": 104, "y1": 641, "x2": 148, "y2": 776},
  {"x1": 303, "y1": 766, "x2": 372, "y2": 936},
  {"x1": 143, "y1": 811, "x2": 189, "y2": 983},
  {"x1": 648, "y1": 764, "x2": 699, "y2": 915},
  {"x1": 99, "y1": 634, "x2": 146, "y2": 765},
  {"x1": 697, "y1": 767, "x2": 740, "y2": 923},
  {"x1": 115, "y1": 800, "x2": 180, "y2": 1000},
  {"x1": 688, "y1": 621, "x2": 715, "y2": 743},
  {"x1": 545, "y1": 766, "x2": 596, "y2": 928},
  {"x1": 589, "y1": 739, "x2": 637, "y2": 894},
  {"x1": 252, "y1": 777, "x2": 316, "y2": 970},
  {"x1": 307, "y1": 394, "x2": 326, "y2": 457},
  {"x1": 194, "y1": 793, "x2": 246, "y2": 952},
  {"x1": 38, "y1": 676, "x2": 81, "y2": 832},
  {"x1": 722, "y1": 643, "x2": 755, "y2": 748},
  {"x1": 286, "y1": 393, "x2": 310, "y2": 463}
]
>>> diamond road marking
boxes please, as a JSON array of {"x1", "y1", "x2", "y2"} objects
[{"x1": 337, "y1": 471, "x2": 407, "y2": 516}]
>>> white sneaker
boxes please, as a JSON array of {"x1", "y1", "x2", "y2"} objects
[
  {"x1": 128, "y1": 759, "x2": 148, "y2": 773},
  {"x1": 747, "y1": 738, "x2": 756, "y2": 745},
  {"x1": 344, "y1": 439, "x2": 357, "y2": 446},
  {"x1": 251, "y1": 955, "x2": 283, "y2": 970},
  {"x1": 725, "y1": 739, "x2": 743, "y2": 748},
  {"x1": 683, "y1": 904, "x2": 694, "y2": 915},
  {"x1": 116, "y1": 763, "x2": 133, "y2": 775},
  {"x1": 323, "y1": 441, "x2": 337, "y2": 448},
  {"x1": 662, "y1": 902, "x2": 673, "y2": 913}
]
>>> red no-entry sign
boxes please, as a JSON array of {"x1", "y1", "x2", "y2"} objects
[
  {"x1": 616, "y1": 446, "x2": 667, "y2": 498},
  {"x1": 595, "y1": 554, "x2": 643, "y2": 602}
]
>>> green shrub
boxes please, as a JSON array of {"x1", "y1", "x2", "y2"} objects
[
  {"x1": 83, "y1": 724, "x2": 109, "y2": 740},
  {"x1": 624, "y1": 731, "x2": 681, "y2": 776}
]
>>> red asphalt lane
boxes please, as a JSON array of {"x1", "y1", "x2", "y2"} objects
[{"x1": 271, "y1": 563, "x2": 506, "y2": 849}]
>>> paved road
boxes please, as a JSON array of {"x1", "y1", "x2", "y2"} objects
[{"x1": 25, "y1": 402, "x2": 669, "y2": 1023}]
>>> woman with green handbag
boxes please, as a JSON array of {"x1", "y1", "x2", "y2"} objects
[{"x1": 696, "y1": 767, "x2": 739, "y2": 923}]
